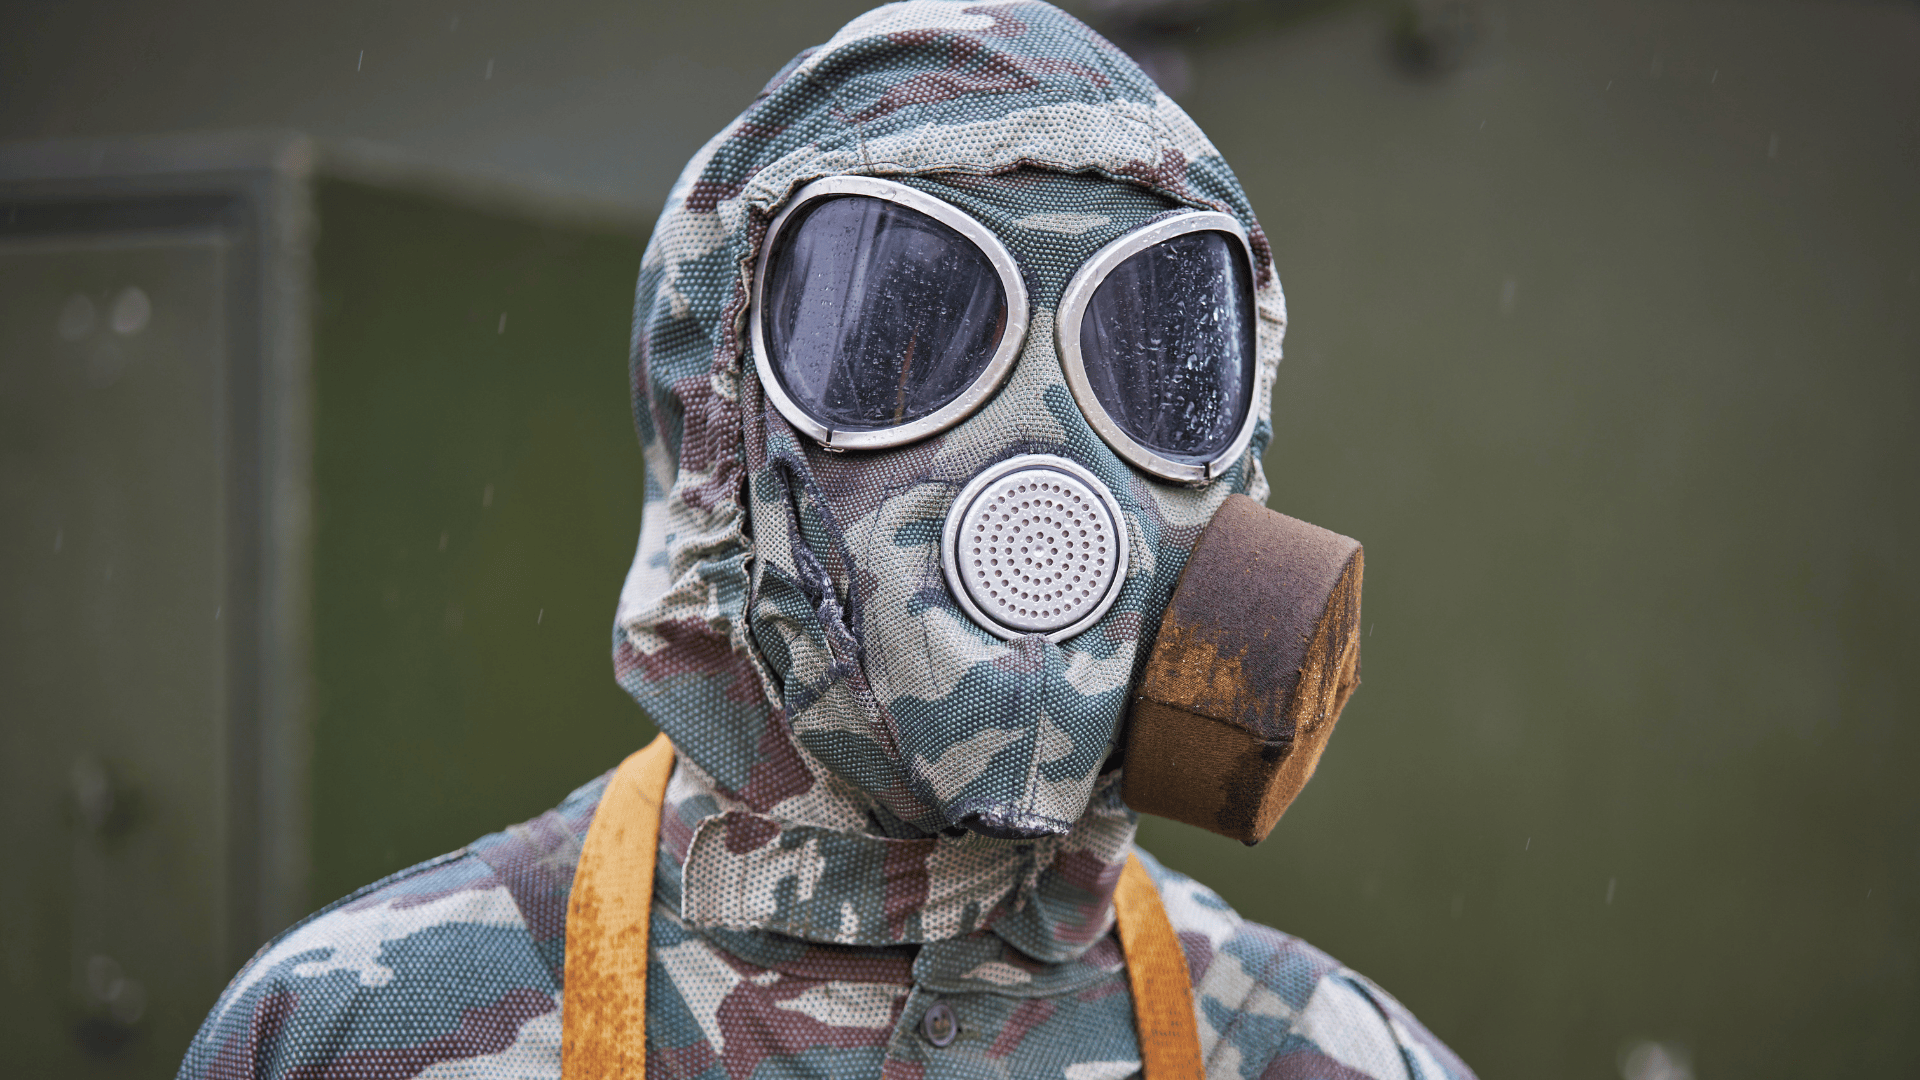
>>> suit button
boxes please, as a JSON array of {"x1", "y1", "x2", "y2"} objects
[{"x1": 920, "y1": 1001, "x2": 959, "y2": 1047}]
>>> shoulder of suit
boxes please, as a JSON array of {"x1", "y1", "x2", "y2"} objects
[{"x1": 1132, "y1": 846, "x2": 1477, "y2": 1080}]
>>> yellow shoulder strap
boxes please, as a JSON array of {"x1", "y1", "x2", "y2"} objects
[
  {"x1": 561, "y1": 733, "x2": 1205, "y2": 1080},
  {"x1": 563, "y1": 733, "x2": 674, "y2": 1080},
  {"x1": 1114, "y1": 852, "x2": 1208, "y2": 1080}
]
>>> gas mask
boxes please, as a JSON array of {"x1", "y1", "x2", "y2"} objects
[
  {"x1": 742, "y1": 168, "x2": 1356, "y2": 844},
  {"x1": 615, "y1": 0, "x2": 1360, "y2": 856}
]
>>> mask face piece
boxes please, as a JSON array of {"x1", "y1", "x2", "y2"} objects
[{"x1": 744, "y1": 170, "x2": 1264, "y2": 842}]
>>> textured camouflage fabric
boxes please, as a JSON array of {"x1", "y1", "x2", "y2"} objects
[
  {"x1": 179, "y1": 3, "x2": 1475, "y2": 1078},
  {"x1": 179, "y1": 765, "x2": 1470, "y2": 1080},
  {"x1": 612, "y1": 0, "x2": 1284, "y2": 842}
]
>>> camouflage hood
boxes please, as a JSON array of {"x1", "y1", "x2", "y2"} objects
[{"x1": 614, "y1": 0, "x2": 1284, "y2": 946}]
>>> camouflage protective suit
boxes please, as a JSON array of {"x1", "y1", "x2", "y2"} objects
[{"x1": 178, "y1": 4, "x2": 1475, "y2": 1079}]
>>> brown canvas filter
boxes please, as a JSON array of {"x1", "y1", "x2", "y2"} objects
[{"x1": 1123, "y1": 495, "x2": 1363, "y2": 844}]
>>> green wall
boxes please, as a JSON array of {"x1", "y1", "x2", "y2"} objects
[{"x1": 308, "y1": 180, "x2": 654, "y2": 905}]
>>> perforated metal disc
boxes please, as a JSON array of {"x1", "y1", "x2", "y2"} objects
[{"x1": 941, "y1": 455, "x2": 1129, "y2": 642}]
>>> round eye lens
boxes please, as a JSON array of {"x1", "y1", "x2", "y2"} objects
[
  {"x1": 1076, "y1": 229, "x2": 1255, "y2": 465},
  {"x1": 762, "y1": 194, "x2": 1010, "y2": 434}
]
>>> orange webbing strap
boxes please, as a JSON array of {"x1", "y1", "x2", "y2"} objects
[
  {"x1": 563, "y1": 733, "x2": 675, "y2": 1080},
  {"x1": 562, "y1": 738, "x2": 1203, "y2": 1080},
  {"x1": 1114, "y1": 852, "x2": 1207, "y2": 1080}
]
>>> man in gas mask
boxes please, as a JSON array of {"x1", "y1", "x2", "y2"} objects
[{"x1": 180, "y1": 3, "x2": 1473, "y2": 1078}]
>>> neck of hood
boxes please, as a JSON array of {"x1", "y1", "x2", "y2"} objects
[{"x1": 653, "y1": 748, "x2": 1139, "y2": 963}]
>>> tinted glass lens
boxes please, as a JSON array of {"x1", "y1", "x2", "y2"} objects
[
  {"x1": 1078, "y1": 230, "x2": 1254, "y2": 462},
  {"x1": 764, "y1": 195, "x2": 1009, "y2": 431}
]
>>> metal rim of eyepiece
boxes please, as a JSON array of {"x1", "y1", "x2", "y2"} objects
[
  {"x1": 1054, "y1": 210, "x2": 1264, "y2": 486},
  {"x1": 941, "y1": 454, "x2": 1130, "y2": 643},
  {"x1": 748, "y1": 174, "x2": 1032, "y2": 451}
]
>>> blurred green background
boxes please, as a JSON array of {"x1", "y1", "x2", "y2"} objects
[
  {"x1": 3, "y1": 0, "x2": 1915, "y2": 1077},
  {"x1": 302, "y1": 180, "x2": 650, "y2": 903}
]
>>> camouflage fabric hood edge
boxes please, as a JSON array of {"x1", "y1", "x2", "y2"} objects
[{"x1": 613, "y1": 0, "x2": 1286, "y2": 846}]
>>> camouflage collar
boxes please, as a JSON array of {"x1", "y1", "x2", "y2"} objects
[{"x1": 659, "y1": 756, "x2": 1137, "y2": 963}]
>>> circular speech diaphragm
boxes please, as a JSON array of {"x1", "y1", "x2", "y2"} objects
[{"x1": 941, "y1": 455, "x2": 1129, "y2": 642}]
